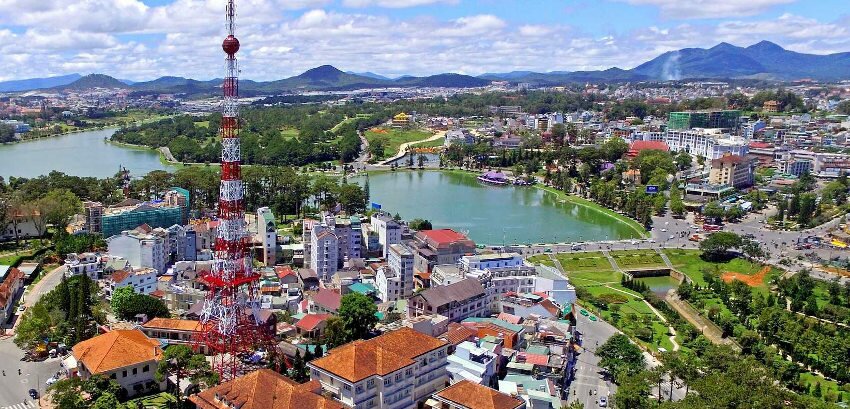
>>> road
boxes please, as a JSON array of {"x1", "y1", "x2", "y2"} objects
[
  {"x1": 379, "y1": 131, "x2": 446, "y2": 165},
  {"x1": 24, "y1": 265, "x2": 64, "y2": 309},
  {"x1": 0, "y1": 337, "x2": 62, "y2": 408},
  {"x1": 567, "y1": 310, "x2": 617, "y2": 408}
]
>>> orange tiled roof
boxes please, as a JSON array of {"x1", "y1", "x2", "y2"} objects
[
  {"x1": 310, "y1": 327, "x2": 446, "y2": 382},
  {"x1": 435, "y1": 380, "x2": 524, "y2": 409},
  {"x1": 189, "y1": 369, "x2": 343, "y2": 409},
  {"x1": 111, "y1": 270, "x2": 131, "y2": 283},
  {"x1": 0, "y1": 267, "x2": 23, "y2": 308},
  {"x1": 442, "y1": 324, "x2": 477, "y2": 346},
  {"x1": 72, "y1": 329, "x2": 162, "y2": 374},
  {"x1": 141, "y1": 317, "x2": 200, "y2": 332}
]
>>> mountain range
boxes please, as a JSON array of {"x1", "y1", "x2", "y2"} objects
[{"x1": 2, "y1": 41, "x2": 848, "y2": 94}]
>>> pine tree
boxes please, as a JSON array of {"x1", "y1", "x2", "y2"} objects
[
  {"x1": 813, "y1": 382, "x2": 822, "y2": 398},
  {"x1": 58, "y1": 274, "x2": 71, "y2": 319}
]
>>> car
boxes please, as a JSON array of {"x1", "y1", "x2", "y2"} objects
[
  {"x1": 661, "y1": 228, "x2": 667, "y2": 232},
  {"x1": 28, "y1": 389, "x2": 38, "y2": 399},
  {"x1": 46, "y1": 376, "x2": 58, "y2": 386},
  {"x1": 579, "y1": 309, "x2": 589, "y2": 316},
  {"x1": 17, "y1": 305, "x2": 26, "y2": 314},
  {"x1": 669, "y1": 235, "x2": 675, "y2": 240},
  {"x1": 598, "y1": 396, "x2": 608, "y2": 407},
  {"x1": 589, "y1": 315, "x2": 597, "y2": 322},
  {"x1": 630, "y1": 240, "x2": 638, "y2": 245}
]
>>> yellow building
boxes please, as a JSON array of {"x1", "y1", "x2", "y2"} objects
[
  {"x1": 763, "y1": 100, "x2": 779, "y2": 113},
  {"x1": 392, "y1": 112, "x2": 411, "y2": 128}
]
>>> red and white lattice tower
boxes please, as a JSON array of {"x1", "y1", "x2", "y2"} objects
[{"x1": 195, "y1": 0, "x2": 270, "y2": 381}]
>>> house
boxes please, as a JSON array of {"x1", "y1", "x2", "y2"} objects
[
  {"x1": 189, "y1": 368, "x2": 344, "y2": 409},
  {"x1": 461, "y1": 318, "x2": 524, "y2": 350},
  {"x1": 407, "y1": 279, "x2": 488, "y2": 322},
  {"x1": 627, "y1": 140, "x2": 669, "y2": 158},
  {"x1": 107, "y1": 268, "x2": 158, "y2": 299},
  {"x1": 308, "y1": 327, "x2": 450, "y2": 409},
  {"x1": 708, "y1": 154, "x2": 756, "y2": 188},
  {"x1": 370, "y1": 213, "x2": 402, "y2": 257},
  {"x1": 71, "y1": 329, "x2": 165, "y2": 396},
  {"x1": 0, "y1": 266, "x2": 24, "y2": 324},
  {"x1": 295, "y1": 314, "x2": 331, "y2": 339},
  {"x1": 310, "y1": 288, "x2": 342, "y2": 314},
  {"x1": 410, "y1": 229, "x2": 476, "y2": 274},
  {"x1": 275, "y1": 266, "x2": 300, "y2": 287},
  {"x1": 64, "y1": 252, "x2": 101, "y2": 279},
  {"x1": 498, "y1": 374, "x2": 560, "y2": 409},
  {"x1": 428, "y1": 380, "x2": 525, "y2": 409},
  {"x1": 447, "y1": 341, "x2": 499, "y2": 387},
  {"x1": 499, "y1": 293, "x2": 561, "y2": 319},
  {"x1": 139, "y1": 317, "x2": 201, "y2": 351}
]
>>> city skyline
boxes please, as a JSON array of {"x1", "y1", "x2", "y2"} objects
[{"x1": 0, "y1": 0, "x2": 848, "y2": 82}]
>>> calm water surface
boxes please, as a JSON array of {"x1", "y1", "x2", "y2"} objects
[
  {"x1": 0, "y1": 128, "x2": 175, "y2": 179},
  {"x1": 361, "y1": 170, "x2": 641, "y2": 245}
]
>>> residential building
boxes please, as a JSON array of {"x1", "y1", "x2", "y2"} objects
[
  {"x1": 430, "y1": 264, "x2": 465, "y2": 287},
  {"x1": 499, "y1": 293, "x2": 561, "y2": 320},
  {"x1": 428, "y1": 380, "x2": 525, "y2": 409},
  {"x1": 627, "y1": 140, "x2": 669, "y2": 158},
  {"x1": 460, "y1": 318, "x2": 524, "y2": 350},
  {"x1": 708, "y1": 154, "x2": 756, "y2": 188},
  {"x1": 410, "y1": 229, "x2": 476, "y2": 274},
  {"x1": 308, "y1": 214, "x2": 364, "y2": 281},
  {"x1": 763, "y1": 100, "x2": 779, "y2": 113},
  {"x1": 189, "y1": 369, "x2": 344, "y2": 409},
  {"x1": 499, "y1": 374, "x2": 561, "y2": 409},
  {"x1": 446, "y1": 341, "x2": 498, "y2": 387},
  {"x1": 460, "y1": 253, "x2": 523, "y2": 272},
  {"x1": 310, "y1": 288, "x2": 342, "y2": 315},
  {"x1": 107, "y1": 268, "x2": 157, "y2": 298},
  {"x1": 0, "y1": 214, "x2": 39, "y2": 242},
  {"x1": 371, "y1": 213, "x2": 402, "y2": 257},
  {"x1": 0, "y1": 266, "x2": 24, "y2": 324},
  {"x1": 408, "y1": 279, "x2": 488, "y2": 322},
  {"x1": 444, "y1": 129, "x2": 475, "y2": 147},
  {"x1": 388, "y1": 243, "x2": 415, "y2": 298},
  {"x1": 83, "y1": 201, "x2": 104, "y2": 234},
  {"x1": 664, "y1": 128, "x2": 748, "y2": 160},
  {"x1": 308, "y1": 327, "x2": 450, "y2": 409},
  {"x1": 256, "y1": 207, "x2": 277, "y2": 266},
  {"x1": 71, "y1": 329, "x2": 164, "y2": 396},
  {"x1": 64, "y1": 252, "x2": 102, "y2": 278},
  {"x1": 295, "y1": 313, "x2": 331, "y2": 339},
  {"x1": 376, "y1": 265, "x2": 403, "y2": 303},
  {"x1": 139, "y1": 317, "x2": 201, "y2": 350},
  {"x1": 667, "y1": 110, "x2": 740, "y2": 131},
  {"x1": 311, "y1": 225, "x2": 339, "y2": 281},
  {"x1": 107, "y1": 228, "x2": 167, "y2": 275}
]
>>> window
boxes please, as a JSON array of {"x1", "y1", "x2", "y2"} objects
[
  {"x1": 122, "y1": 370, "x2": 127, "y2": 378},
  {"x1": 110, "y1": 373, "x2": 117, "y2": 379},
  {"x1": 395, "y1": 373, "x2": 402, "y2": 382},
  {"x1": 344, "y1": 384, "x2": 351, "y2": 391},
  {"x1": 143, "y1": 365, "x2": 150, "y2": 372},
  {"x1": 132, "y1": 368, "x2": 138, "y2": 375},
  {"x1": 367, "y1": 379, "x2": 375, "y2": 389},
  {"x1": 384, "y1": 378, "x2": 391, "y2": 386}
]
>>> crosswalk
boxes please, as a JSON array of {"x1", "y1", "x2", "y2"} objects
[{"x1": 1, "y1": 401, "x2": 37, "y2": 409}]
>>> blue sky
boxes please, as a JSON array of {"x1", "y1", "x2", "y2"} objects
[{"x1": 0, "y1": 0, "x2": 847, "y2": 81}]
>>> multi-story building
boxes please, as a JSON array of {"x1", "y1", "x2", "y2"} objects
[
  {"x1": 139, "y1": 317, "x2": 201, "y2": 350},
  {"x1": 446, "y1": 341, "x2": 498, "y2": 387},
  {"x1": 107, "y1": 229, "x2": 167, "y2": 275},
  {"x1": 408, "y1": 279, "x2": 488, "y2": 322},
  {"x1": 190, "y1": 369, "x2": 344, "y2": 409},
  {"x1": 664, "y1": 128, "x2": 748, "y2": 160},
  {"x1": 308, "y1": 327, "x2": 450, "y2": 409},
  {"x1": 256, "y1": 207, "x2": 277, "y2": 266},
  {"x1": 708, "y1": 154, "x2": 756, "y2": 188},
  {"x1": 306, "y1": 214, "x2": 363, "y2": 280},
  {"x1": 376, "y1": 265, "x2": 403, "y2": 303},
  {"x1": 83, "y1": 201, "x2": 103, "y2": 234},
  {"x1": 107, "y1": 268, "x2": 157, "y2": 298},
  {"x1": 0, "y1": 266, "x2": 24, "y2": 325},
  {"x1": 410, "y1": 229, "x2": 476, "y2": 274},
  {"x1": 667, "y1": 110, "x2": 740, "y2": 131},
  {"x1": 311, "y1": 225, "x2": 339, "y2": 281},
  {"x1": 99, "y1": 198, "x2": 185, "y2": 239},
  {"x1": 785, "y1": 150, "x2": 850, "y2": 177},
  {"x1": 460, "y1": 253, "x2": 523, "y2": 272},
  {"x1": 387, "y1": 243, "x2": 414, "y2": 298},
  {"x1": 371, "y1": 213, "x2": 402, "y2": 257},
  {"x1": 71, "y1": 330, "x2": 165, "y2": 396}
]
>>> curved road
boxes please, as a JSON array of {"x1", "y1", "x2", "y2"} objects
[{"x1": 379, "y1": 130, "x2": 445, "y2": 165}]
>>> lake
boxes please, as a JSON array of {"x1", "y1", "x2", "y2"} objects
[
  {"x1": 360, "y1": 170, "x2": 642, "y2": 245},
  {"x1": 0, "y1": 128, "x2": 175, "y2": 179},
  {"x1": 634, "y1": 275, "x2": 681, "y2": 298}
]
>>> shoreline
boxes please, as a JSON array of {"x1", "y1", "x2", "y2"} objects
[{"x1": 358, "y1": 167, "x2": 649, "y2": 242}]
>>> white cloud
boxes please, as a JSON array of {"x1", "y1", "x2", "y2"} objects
[
  {"x1": 341, "y1": 0, "x2": 458, "y2": 8},
  {"x1": 615, "y1": 0, "x2": 795, "y2": 19}
]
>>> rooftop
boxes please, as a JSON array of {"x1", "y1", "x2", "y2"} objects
[
  {"x1": 141, "y1": 318, "x2": 200, "y2": 332},
  {"x1": 418, "y1": 229, "x2": 471, "y2": 246},
  {"x1": 310, "y1": 327, "x2": 446, "y2": 382},
  {"x1": 189, "y1": 369, "x2": 343, "y2": 409},
  {"x1": 435, "y1": 380, "x2": 524, "y2": 409},
  {"x1": 72, "y1": 329, "x2": 162, "y2": 375}
]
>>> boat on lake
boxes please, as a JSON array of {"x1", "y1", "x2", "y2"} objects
[{"x1": 477, "y1": 170, "x2": 509, "y2": 185}]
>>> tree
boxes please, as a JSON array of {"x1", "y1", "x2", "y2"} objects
[
  {"x1": 156, "y1": 345, "x2": 218, "y2": 407},
  {"x1": 41, "y1": 188, "x2": 83, "y2": 231},
  {"x1": 699, "y1": 231, "x2": 742, "y2": 261},
  {"x1": 613, "y1": 371, "x2": 651, "y2": 409},
  {"x1": 601, "y1": 137, "x2": 629, "y2": 162},
  {"x1": 675, "y1": 151, "x2": 692, "y2": 171},
  {"x1": 417, "y1": 154, "x2": 426, "y2": 168},
  {"x1": 702, "y1": 201, "x2": 725, "y2": 220},
  {"x1": 322, "y1": 316, "x2": 347, "y2": 348},
  {"x1": 337, "y1": 183, "x2": 366, "y2": 214},
  {"x1": 408, "y1": 218, "x2": 433, "y2": 231},
  {"x1": 111, "y1": 287, "x2": 170, "y2": 321},
  {"x1": 597, "y1": 334, "x2": 645, "y2": 381},
  {"x1": 338, "y1": 293, "x2": 378, "y2": 342},
  {"x1": 633, "y1": 150, "x2": 675, "y2": 184}
]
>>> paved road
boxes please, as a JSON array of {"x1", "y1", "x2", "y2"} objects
[
  {"x1": 23, "y1": 266, "x2": 64, "y2": 309},
  {"x1": 0, "y1": 337, "x2": 62, "y2": 408},
  {"x1": 567, "y1": 310, "x2": 617, "y2": 408}
]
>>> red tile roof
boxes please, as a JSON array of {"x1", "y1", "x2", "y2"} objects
[
  {"x1": 295, "y1": 314, "x2": 330, "y2": 332},
  {"x1": 275, "y1": 266, "x2": 296, "y2": 279},
  {"x1": 435, "y1": 380, "x2": 524, "y2": 409},
  {"x1": 312, "y1": 289, "x2": 341, "y2": 311},
  {"x1": 749, "y1": 141, "x2": 771, "y2": 149},
  {"x1": 0, "y1": 267, "x2": 23, "y2": 308},
  {"x1": 497, "y1": 312, "x2": 523, "y2": 325},
  {"x1": 72, "y1": 329, "x2": 163, "y2": 374},
  {"x1": 310, "y1": 327, "x2": 446, "y2": 382},
  {"x1": 628, "y1": 141, "x2": 669, "y2": 156},
  {"x1": 418, "y1": 229, "x2": 468, "y2": 245},
  {"x1": 442, "y1": 323, "x2": 477, "y2": 346},
  {"x1": 189, "y1": 369, "x2": 343, "y2": 409}
]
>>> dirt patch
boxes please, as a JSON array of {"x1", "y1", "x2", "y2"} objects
[
  {"x1": 721, "y1": 266, "x2": 770, "y2": 287},
  {"x1": 819, "y1": 266, "x2": 850, "y2": 278},
  {"x1": 370, "y1": 128, "x2": 388, "y2": 134}
]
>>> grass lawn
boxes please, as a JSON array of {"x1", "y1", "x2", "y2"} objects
[
  {"x1": 410, "y1": 137, "x2": 445, "y2": 149},
  {"x1": 570, "y1": 270, "x2": 623, "y2": 284},
  {"x1": 555, "y1": 252, "x2": 611, "y2": 272},
  {"x1": 609, "y1": 250, "x2": 666, "y2": 269},
  {"x1": 126, "y1": 392, "x2": 178, "y2": 409},
  {"x1": 280, "y1": 127, "x2": 299, "y2": 139},
  {"x1": 365, "y1": 127, "x2": 434, "y2": 159},
  {"x1": 527, "y1": 254, "x2": 555, "y2": 267},
  {"x1": 663, "y1": 249, "x2": 772, "y2": 287},
  {"x1": 798, "y1": 372, "x2": 849, "y2": 403}
]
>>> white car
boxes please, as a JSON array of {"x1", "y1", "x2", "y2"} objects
[
  {"x1": 661, "y1": 228, "x2": 667, "y2": 232},
  {"x1": 598, "y1": 396, "x2": 608, "y2": 407},
  {"x1": 46, "y1": 376, "x2": 58, "y2": 386}
]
